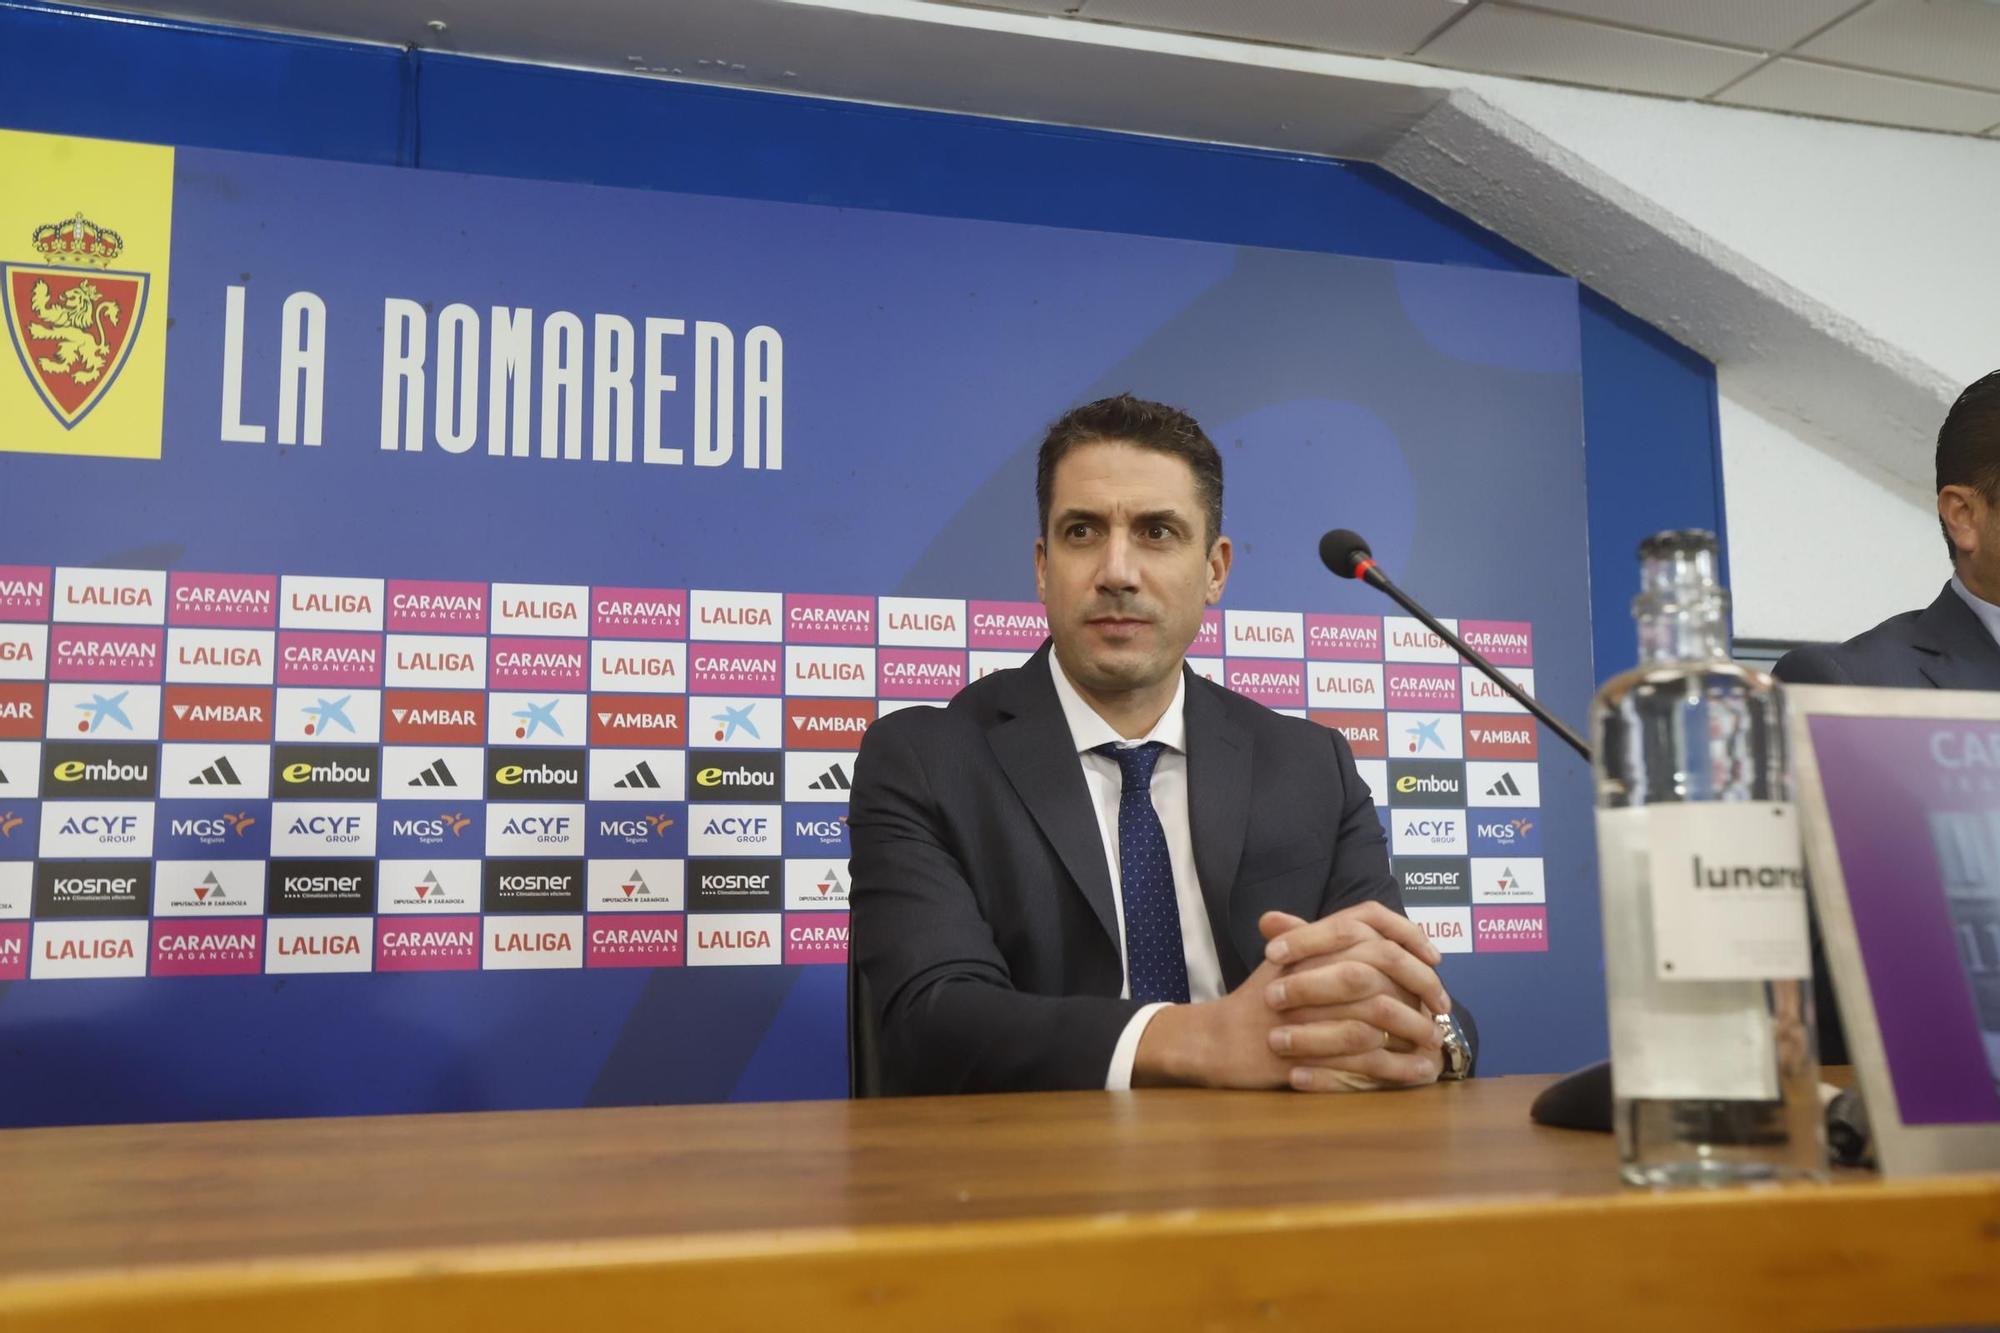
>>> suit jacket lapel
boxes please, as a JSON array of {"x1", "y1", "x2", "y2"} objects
[
  {"x1": 1183, "y1": 671, "x2": 1253, "y2": 988},
  {"x1": 986, "y1": 645, "x2": 1121, "y2": 948},
  {"x1": 1911, "y1": 583, "x2": 2000, "y2": 690}
]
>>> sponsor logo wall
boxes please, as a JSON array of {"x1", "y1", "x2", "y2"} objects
[
  {"x1": 0, "y1": 128, "x2": 1600, "y2": 1114},
  {"x1": 0, "y1": 571, "x2": 1547, "y2": 975}
]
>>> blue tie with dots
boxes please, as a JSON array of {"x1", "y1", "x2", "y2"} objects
[{"x1": 1094, "y1": 741, "x2": 1191, "y2": 1005}]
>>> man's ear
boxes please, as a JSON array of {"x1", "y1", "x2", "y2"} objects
[
  {"x1": 1940, "y1": 486, "x2": 1983, "y2": 562},
  {"x1": 1034, "y1": 535, "x2": 1048, "y2": 604},
  {"x1": 1205, "y1": 535, "x2": 1234, "y2": 605}
]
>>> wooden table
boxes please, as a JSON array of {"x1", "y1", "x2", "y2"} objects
[{"x1": 1, "y1": 1074, "x2": 1996, "y2": 1330}]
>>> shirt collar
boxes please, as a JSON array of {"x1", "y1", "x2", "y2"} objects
[
  {"x1": 1950, "y1": 575, "x2": 2000, "y2": 652},
  {"x1": 1048, "y1": 649, "x2": 1187, "y2": 755}
]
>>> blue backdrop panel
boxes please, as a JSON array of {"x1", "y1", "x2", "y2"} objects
[
  {"x1": 0, "y1": 140, "x2": 1591, "y2": 1121},
  {"x1": 0, "y1": 2, "x2": 1733, "y2": 1123}
]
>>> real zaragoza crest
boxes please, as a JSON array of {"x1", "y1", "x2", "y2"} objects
[{"x1": 3, "y1": 213, "x2": 150, "y2": 429}]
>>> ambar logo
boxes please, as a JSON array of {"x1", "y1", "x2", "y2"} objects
[
  {"x1": 0, "y1": 683, "x2": 44, "y2": 739},
  {"x1": 163, "y1": 686, "x2": 272, "y2": 741},
  {"x1": 589, "y1": 695, "x2": 686, "y2": 747},
  {"x1": 1466, "y1": 717, "x2": 1538, "y2": 760},
  {"x1": 786, "y1": 700, "x2": 874, "y2": 750},
  {"x1": 383, "y1": 689, "x2": 486, "y2": 745},
  {"x1": 1311, "y1": 710, "x2": 1387, "y2": 758}
]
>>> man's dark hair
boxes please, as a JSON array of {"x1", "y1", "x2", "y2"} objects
[
  {"x1": 1937, "y1": 369, "x2": 2000, "y2": 560},
  {"x1": 1035, "y1": 394, "x2": 1224, "y2": 546}
]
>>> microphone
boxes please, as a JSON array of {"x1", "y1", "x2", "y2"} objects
[{"x1": 1318, "y1": 529, "x2": 1590, "y2": 762}]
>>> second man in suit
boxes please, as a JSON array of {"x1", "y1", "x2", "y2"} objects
[{"x1": 849, "y1": 394, "x2": 1467, "y2": 1095}]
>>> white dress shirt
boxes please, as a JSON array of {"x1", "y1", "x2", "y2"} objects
[
  {"x1": 1950, "y1": 576, "x2": 2000, "y2": 650},
  {"x1": 1046, "y1": 652, "x2": 1225, "y2": 1090}
]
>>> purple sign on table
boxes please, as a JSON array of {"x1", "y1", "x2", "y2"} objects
[{"x1": 1808, "y1": 713, "x2": 2000, "y2": 1126}]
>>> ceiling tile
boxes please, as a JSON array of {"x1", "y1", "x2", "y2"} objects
[
  {"x1": 1716, "y1": 56, "x2": 2000, "y2": 132},
  {"x1": 1512, "y1": 0, "x2": 1862, "y2": 52},
  {"x1": 1801, "y1": 0, "x2": 2000, "y2": 93},
  {"x1": 1076, "y1": 0, "x2": 1466, "y2": 57},
  {"x1": 1412, "y1": 4, "x2": 1763, "y2": 97}
]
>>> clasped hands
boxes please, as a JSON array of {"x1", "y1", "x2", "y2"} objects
[{"x1": 1134, "y1": 901, "x2": 1449, "y2": 1090}]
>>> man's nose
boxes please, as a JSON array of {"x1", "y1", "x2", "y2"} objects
[{"x1": 1096, "y1": 531, "x2": 1140, "y2": 593}]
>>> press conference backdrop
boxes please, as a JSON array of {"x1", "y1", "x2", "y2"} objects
[{"x1": 0, "y1": 120, "x2": 1602, "y2": 1124}]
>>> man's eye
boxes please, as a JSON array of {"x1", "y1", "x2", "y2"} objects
[
  {"x1": 1147, "y1": 524, "x2": 1172, "y2": 541},
  {"x1": 1067, "y1": 524, "x2": 1093, "y2": 540}
]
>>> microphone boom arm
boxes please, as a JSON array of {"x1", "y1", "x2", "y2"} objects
[{"x1": 1353, "y1": 558, "x2": 1592, "y2": 762}]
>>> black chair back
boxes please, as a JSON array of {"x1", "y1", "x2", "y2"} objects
[{"x1": 846, "y1": 962, "x2": 883, "y2": 1099}]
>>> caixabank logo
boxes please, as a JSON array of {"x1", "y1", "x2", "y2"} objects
[{"x1": 0, "y1": 133, "x2": 172, "y2": 461}]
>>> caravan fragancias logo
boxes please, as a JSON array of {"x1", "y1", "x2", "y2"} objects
[{"x1": 4, "y1": 213, "x2": 148, "y2": 429}]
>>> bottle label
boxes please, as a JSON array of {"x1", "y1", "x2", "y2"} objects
[
  {"x1": 1596, "y1": 805, "x2": 1788, "y2": 1102},
  {"x1": 1644, "y1": 801, "x2": 1810, "y2": 982}
]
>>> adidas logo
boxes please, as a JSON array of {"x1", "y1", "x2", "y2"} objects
[
  {"x1": 1485, "y1": 772, "x2": 1522, "y2": 797},
  {"x1": 808, "y1": 763, "x2": 851, "y2": 792},
  {"x1": 621, "y1": 869, "x2": 651, "y2": 897},
  {"x1": 415, "y1": 870, "x2": 440, "y2": 898},
  {"x1": 408, "y1": 758, "x2": 458, "y2": 789},
  {"x1": 193, "y1": 871, "x2": 223, "y2": 901},
  {"x1": 190, "y1": 756, "x2": 243, "y2": 787},
  {"x1": 0, "y1": 766, "x2": 13, "y2": 785},
  {"x1": 615, "y1": 761, "x2": 663, "y2": 790}
]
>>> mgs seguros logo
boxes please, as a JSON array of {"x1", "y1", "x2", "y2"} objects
[{"x1": 3, "y1": 213, "x2": 149, "y2": 431}]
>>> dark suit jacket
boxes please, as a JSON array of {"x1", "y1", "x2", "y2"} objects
[
  {"x1": 1773, "y1": 581, "x2": 2000, "y2": 1065},
  {"x1": 1772, "y1": 582, "x2": 2000, "y2": 692},
  {"x1": 847, "y1": 643, "x2": 1401, "y2": 1096}
]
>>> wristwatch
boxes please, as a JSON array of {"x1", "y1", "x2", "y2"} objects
[{"x1": 1435, "y1": 1012, "x2": 1473, "y2": 1081}]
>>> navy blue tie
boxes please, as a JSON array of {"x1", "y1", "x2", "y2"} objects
[{"x1": 1094, "y1": 741, "x2": 1191, "y2": 1005}]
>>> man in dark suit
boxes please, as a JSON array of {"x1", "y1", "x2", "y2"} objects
[
  {"x1": 849, "y1": 395, "x2": 1466, "y2": 1095},
  {"x1": 1776, "y1": 371, "x2": 2000, "y2": 694},
  {"x1": 1775, "y1": 369, "x2": 2000, "y2": 1064}
]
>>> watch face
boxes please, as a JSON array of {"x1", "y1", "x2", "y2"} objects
[{"x1": 1437, "y1": 1015, "x2": 1472, "y2": 1079}]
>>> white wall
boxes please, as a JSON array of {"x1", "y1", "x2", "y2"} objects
[
  {"x1": 1715, "y1": 385, "x2": 1944, "y2": 641},
  {"x1": 1382, "y1": 71, "x2": 1993, "y2": 643}
]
